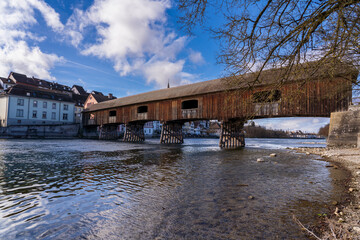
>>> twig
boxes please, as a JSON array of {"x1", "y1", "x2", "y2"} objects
[
  {"x1": 328, "y1": 220, "x2": 337, "y2": 240},
  {"x1": 293, "y1": 214, "x2": 322, "y2": 240}
]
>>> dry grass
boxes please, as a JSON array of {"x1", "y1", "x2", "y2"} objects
[{"x1": 293, "y1": 214, "x2": 357, "y2": 240}]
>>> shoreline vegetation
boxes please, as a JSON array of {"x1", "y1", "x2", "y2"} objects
[{"x1": 295, "y1": 147, "x2": 360, "y2": 239}]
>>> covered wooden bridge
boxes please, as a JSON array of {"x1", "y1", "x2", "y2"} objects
[{"x1": 83, "y1": 63, "x2": 357, "y2": 148}]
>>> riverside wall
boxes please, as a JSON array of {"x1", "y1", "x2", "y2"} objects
[
  {"x1": 328, "y1": 106, "x2": 360, "y2": 147},
  {"x1": 0, "y1": 124, "x2": 80, "y2": 138}
]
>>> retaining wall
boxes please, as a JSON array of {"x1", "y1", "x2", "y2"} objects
[
  {"x1": 0, "y1": 124, "x2": 80, "y2": 138},
  {"x1": 328, "y1": 107, "x2": 360, "y2": 147}
]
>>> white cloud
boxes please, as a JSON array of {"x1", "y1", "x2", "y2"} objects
[
  {"x1": 0, "y1": 41, "x2": 63, "y2": 80},
  {"x1": 70, "y1": 0, "x2": 192, "y2": 87},
  {"x1": 143, "y1": 60, "x2": 185, "y2": 88},
  {"x1": 0, "y1": 0, "x2": 64, "y2": 79},
  {"x1": 188, "y1": 49, "x2": 205, "y2": 65},
  {"x1": 27, "y1": 0, "x2": 64, "y2": 32},
  {"x1": 0, "y1": 0, "x2": 198, "y2": 85}
]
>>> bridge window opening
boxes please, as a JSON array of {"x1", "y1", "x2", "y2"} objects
[
  {"x1": 90, "y1": 114, "x2": 95, "y2": 119},
  {"x1": 109, "y1": 110, "x2": 116, "y2": 117},
  {"x1": 137, "y1": 106, "x2": 148, "y2": 113},
  {"x1": 181, "y1": 100, "x2": 198, "y2": 109},
  {"x1": 252, "y1": 90, "x2": 281, "y2": 103}
]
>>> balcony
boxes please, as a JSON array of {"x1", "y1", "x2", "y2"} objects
[
  {"x1": 181, "y1": 109, "x2": 198, "y2": 119},
  {"x1": 254, "y1": 103, "x2": 279, "y2": 116},
  {"x1": 87, "y1": 119, "x2": 96, "y2": 125},
  {"x1": 137, "y1": 112, "x2": 148, "y2": 120},
  {"x1": 109, "y1": 116, "x2": 117, "y2": 123}
]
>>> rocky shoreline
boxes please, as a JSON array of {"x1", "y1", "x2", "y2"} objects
[{"x1": 295, "y1": 147, "x2": 360, "y2": 239}]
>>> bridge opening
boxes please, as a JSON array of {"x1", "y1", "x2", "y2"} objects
[
  {"x1": 181, "y1": 100, "x2": 198, "y2": 109},
  {"x1": 109, "y1": 110, "x2": 117, "y2": 117},
  {"x1": 137, "y1": 106, "x2": 148, "y2": 113},
  {"x1": 252, "y1": 90, "x2": 281, "y2": 103}
]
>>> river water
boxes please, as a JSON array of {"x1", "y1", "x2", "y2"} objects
[{"x1": 0, "y1": 138, "x2": 348, "y2": 239}]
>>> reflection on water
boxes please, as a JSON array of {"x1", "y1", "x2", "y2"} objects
[{"x1": 0, "y1": 138, "x2": 346, "y2": 239}]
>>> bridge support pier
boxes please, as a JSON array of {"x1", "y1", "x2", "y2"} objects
[
  {"x1": 219, "y1": 120, "x2": 245, "y2": 148},
  {"x1": 160, "y1": 122, "x2": 184, "y2": 144},
  {"x1": 123, "y1": 122, "x2": 145, "y2": 142},
  {"x1": 99, "y1": 124, "x2": 119, "y2": 140}
]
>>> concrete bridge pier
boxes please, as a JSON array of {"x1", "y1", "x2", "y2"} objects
[
  {"x1": 123, "y1": 122, "x2": 145, "y2": 142},
  {"x1": 99, "y1": 124, "x2": 119, "y2": 140},
  {"x1": 219, "y1": 120, "x2": 245, "y2": 148},
  {"x1": 160, "y1": 121, "x2": 184, "y2": 144}
]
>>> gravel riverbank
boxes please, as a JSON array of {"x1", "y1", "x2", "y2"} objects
[{"x1": 296, "y1": 147, "x2": 360, "y2": 239}]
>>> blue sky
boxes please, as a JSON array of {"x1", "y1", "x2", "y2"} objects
[{"x1": 0, "y1": 0, "x2": 329, "y2": 132}]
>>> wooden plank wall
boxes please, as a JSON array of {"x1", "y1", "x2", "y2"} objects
[{"x1": 83, "y1": 76, "x2": 353, "y2": 126}]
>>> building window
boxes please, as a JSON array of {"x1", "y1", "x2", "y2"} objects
[
  {"x1": 51, "y1": 112, "x2": 56, "y2": 120},
  {"x1": 32, "y1": 111, "x2": 37, "y2": 118},
  {"x1": 63, "y1": 113, "x2": 68, "y2": 120},
  {"x1": 42, "y1": 111, "x2": 47, "y2": 119},
  {"x1": 137, "y1": 106, "x2": 148, "y2": 113},
  {"x1": 252, "y1": 90, "x2": 282, "y2": 103},
  {"x1": 17, "y1": 98, "x2": 24, "y2": 106},
  {"x1": 63, "y1": 104, "x2": 68, "y2": 110},
  {"x1": 52, "y1": 103, "x2": 56, "y2": 109},
  {"x1": 43, "y1": 102, "x2": 47, "y2": 108},
  {"x1": 16, "y1": 109, "x2": 24, "y2": 117},
  {"x1": 33, "y1": 100, "x2": 38, "y2": 108},
  {"x1": 181, "y1": 100, "x2": 198, "y2": 109}
]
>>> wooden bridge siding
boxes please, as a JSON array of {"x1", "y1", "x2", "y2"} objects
[{"x1": 83, "y1": 77, "x2": 353, "y2": 126}]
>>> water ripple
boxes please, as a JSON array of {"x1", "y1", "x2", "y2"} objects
[{"x1": 0, "y1": 138, "x2": 348, "y2": 239}]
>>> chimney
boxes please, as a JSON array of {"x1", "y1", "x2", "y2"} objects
[{"x1": 108, "y1": 93, "x2": 113, "y2": 99}]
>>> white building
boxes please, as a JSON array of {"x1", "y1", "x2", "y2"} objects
[
  {"x1": 0, "y1": 84, "x2": 75, "y2": 127},
  {"x1": 144, "y1": 121, "x2": 154, "y2": 136}
]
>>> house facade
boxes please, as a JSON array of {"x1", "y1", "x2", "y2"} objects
[
  {"x1": 72, "y1": 87, "x2": 89, "y2": 124},
  {"x1": 0, "y1": 85, "x2": 74, "y2": 127},
  {"x1": 84, "y1": 92, "x2": 116, "y2": 109}
]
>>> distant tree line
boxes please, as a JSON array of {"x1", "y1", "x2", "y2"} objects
[
  {"x1": 317, "y1": 123, "x2": 330, "y2": 137},
  {"x1": 244, "y1": 125, "x2": 288, "y2": 138}
]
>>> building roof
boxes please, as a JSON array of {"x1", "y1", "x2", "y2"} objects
[
  {"x1": 72, "y1": 85, "x2": 87, "y2": 95},
  {"x1": 0, "y1": 77, "x2": 15, "y2": 85},
  {"x1": 2, "y1": 84, "x2": 74, "y2": 103},
  {"x1": 209, "y1": 122, "x2": 221, "y2": 130},
  {"x1": 9, "y1": 72, "x2": 30, "y2": 84},
  {"x1": 91, "y1": 91, "x2": 104, "y2": 96},
  {"x1": 72, "y1": 93, "x2": 89, "y2": 107},
  {"x1": 33, "y1": 77, "x2": 52, "y2": 89},
  {"x1": 86, "y1": 61, "x2": 358, "y2": 112},
  {"x1": 9, "y1": 72, "x2": 72, "y2": 92},
  {"x1": 92, "y1": 93, "x2": 111, "y2": 103}
]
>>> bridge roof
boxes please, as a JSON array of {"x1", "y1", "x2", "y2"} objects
[
  {"x1": 85, "y1": 62, "x2": 358, "y2": 112},
  {"x1": 87, "y1": 77, "x2": 228, "y2": 111}
]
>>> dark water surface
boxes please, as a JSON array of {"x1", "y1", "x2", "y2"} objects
[{"x1": 0, "y1": 138, "x2": 347, "y2": 239}]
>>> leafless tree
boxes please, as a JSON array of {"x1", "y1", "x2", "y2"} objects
[{"x1": 178, "y1": 0, "x2": 360, "y2": 91}]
